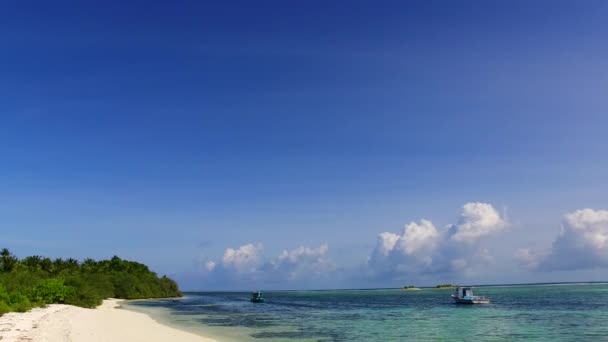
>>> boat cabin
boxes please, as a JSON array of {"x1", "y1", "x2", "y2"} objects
[
  {"x1": 451, "y1": 286, "x2": 490, "y2": 304},
  {"x1": 251, "y1": 291, "x2": 264, "y2": 303},
  {"x1": 456, "y1": 287, "x2": 474, "y2": 298}
]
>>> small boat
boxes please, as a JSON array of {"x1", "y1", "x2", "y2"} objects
[
  {"x1": 451, "y1": 287, "x2": 490, "y2": 304},
  {"x1": 250, "y1": 291, "x2": 265, "y2": 303}
]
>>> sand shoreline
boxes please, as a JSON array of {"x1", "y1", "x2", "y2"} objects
[{"x1": 0, "y1": 299, "x2": 220, "y2": 342}]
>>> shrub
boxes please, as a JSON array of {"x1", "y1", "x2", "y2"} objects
[
  {"x1": 8, "y1": 293, "x2": 32, "y2": 312},
  {"x1": 31, "y1": 279, "x2": 74, "y2": 304},
  {"x1": 0, "y1": 248, "x2": 182, "y2": 315},
  {"x1": 0, "y1": 301, "x2": 11, "y2": 315},
  {"x1": 64, "y1": 287, "x2": 103, "y2": 308},
  {"x1": 64, "y1": 274, "x2": 113, "y2": 308}
]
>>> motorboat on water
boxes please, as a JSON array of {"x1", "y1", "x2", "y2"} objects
[
  {"x1": 250, "y1": 291, "x2": 265, "y2": 303},
  {"x1": 451, "y1": 287, "x2": 490, "y2": 304}
]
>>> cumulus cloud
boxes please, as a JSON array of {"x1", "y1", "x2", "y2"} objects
[
  {"x1": 514, "y1": 248, "x2": 543, "y2": 269},
  {"x1": 205, "y1": 261, "x2": 217, "y2": 272},
  {"x1": 373, "y1": 220, "x2": 439, "y2": 258},
  {"x1": 372, "y1": 232, "x2": 400, "y2": 258},
  {"x1": 205, "y1": 243, "x2": 334, "y2": 284},
  {"x1": 369, "y1": 219, "x2": 440, "y2": 271},
  {"x1": 193, "y1": 241, "x2": 217, "y2": 274},
  {"x1": 520, "y1": 209, "x2": 608, "y2": 271},
  {"x1": 271, "y1": 244, "x2": 335, "y2": 280},
  {"x1": 400, "y1": 220, "x2": 441, "y2": 255},
  {"x1": 448, "y1": 202, "x2": 507, "y2": 242},
  {"x1": 221, "y1": 243, "x2": 263, "y2": 274},
  {"x1": 368, "y1": 202, "x2": 507, "y2": 280}
]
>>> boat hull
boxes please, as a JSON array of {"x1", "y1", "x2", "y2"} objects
[{"x1": 451, "y1": 295, "x2": 490, "y2": 304}]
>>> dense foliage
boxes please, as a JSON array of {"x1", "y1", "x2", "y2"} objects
[
  {"x1": 401, "y1": 285, "x2": 419, "y2": 289},
  {"x1": 0, "y1": 248, "x2": 181, "y2": 315}
]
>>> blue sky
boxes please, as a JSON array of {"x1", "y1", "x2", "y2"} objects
[{"x1": 1, "y1": 1, "x2": 608, "y2": 290}]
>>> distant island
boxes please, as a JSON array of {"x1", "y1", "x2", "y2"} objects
[
  {"x1": 435, "y1": 284, "x2": 458, "y2": 289},
  {"x1": 0, "y1": 248, "x2": 181, "y2": 315},
  {"x1": 401, "y1": 285, "x2": 421, "y2": 290}
]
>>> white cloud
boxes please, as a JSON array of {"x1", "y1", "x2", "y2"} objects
[
  {"x1": 522, "y1": 209, "x2": 608, "y2": 271},
  {"x1": 368, "y1": 202, "x2": 506, "y2": 280},
  {"x1": 563, "y1": 209, "x2": 608, "y2": 250},
  {"x1": 272, "y1": 244, "x2": 334, "y2": 280},
  {"x1": 221, "y1": 243, "x2": 263, "y2": 274},
  {"x1": 371, "y1": 220, "x2": 439, "y2": 262},
  {"x1": 514, "y1": 248, "x2": 543, "y2": 269},
  {"x1": 448, "y1": 202, "x2": 507, "y2": 242},
  {"x1": 205, "y1": 260, "x2": 217, "y2": 272},
  {"x1": 368, "y1": 219, "x2": 440, "y2": 278},
  {"x1": 275, "y1": 244, "x2": 329, "y2": 264},
  {"x1": 372, "y1": 232, "x2": 400, "y2": 258},
  {"x1": 399, "y1": 219, "x2": 440, "y2": 255},
  {"x1": 206, "y1": 243, "x2": 334, "y2": 283},
  {"x1": 189, "y1": 206, "x2": 608, "y2": 288}
]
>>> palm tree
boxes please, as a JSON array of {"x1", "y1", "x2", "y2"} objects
[
  {"x1": 52, "y1": 258, "x2": 66, "y2": 274},
  {"x1": 81, "y1": 258, "x2": 97, "y2": 272},
  {"x1": 40, "y1": 257, "x2": 53, "y2": 272},
  {"x1": 22, "y1": 255, "x2": 43, "y2": 270},
  {"x1": 65, "y1": 258, "x2": 79, "y2": 272},
  {"x1": 0, "y1": 248, "x2": 18, "y2": 272}
]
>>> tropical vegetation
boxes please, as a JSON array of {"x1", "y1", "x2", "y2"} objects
[
  {"x1": 0, "y1": 248, "x2": 181, "y2": 315},
  {"x1": 401, "y1": 285, "x2": 419, "y2": 290}
]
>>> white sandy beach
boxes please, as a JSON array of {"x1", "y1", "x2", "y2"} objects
[{"x1": 0, "y1": 299, "x2": 219, "y2": 342}]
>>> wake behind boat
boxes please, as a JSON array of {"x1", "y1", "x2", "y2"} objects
[{"x1": 451, "y1": 287, "x2": 490, "y2": 304}]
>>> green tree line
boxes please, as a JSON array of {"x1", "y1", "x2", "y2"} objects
[{"x1": 0, "y1": 248, "x2": 182, "y2": 315}]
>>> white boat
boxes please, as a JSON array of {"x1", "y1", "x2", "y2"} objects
[{"x1": 451, "y1": 287, "x2": 490, "y2": 304}]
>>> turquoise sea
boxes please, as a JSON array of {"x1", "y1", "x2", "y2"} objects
[{"x1": 124, "y1": 283, "x2": 608, "y2": 341}]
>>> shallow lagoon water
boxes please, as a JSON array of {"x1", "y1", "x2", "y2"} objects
[{"x1": 125, "y1": 283, "x2": 608, "y2": 341}]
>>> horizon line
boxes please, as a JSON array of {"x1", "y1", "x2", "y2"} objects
[{"x1": 181, "y1": 280, "x2": 608, "y2": 293}]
